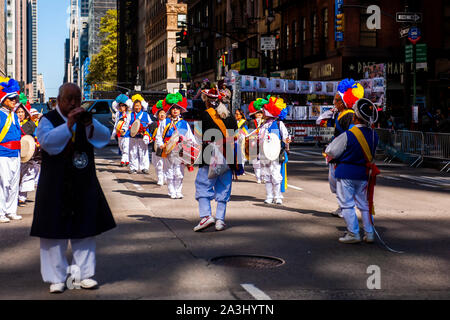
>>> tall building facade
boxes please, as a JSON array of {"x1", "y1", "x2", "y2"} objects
[
  {"x1": 0, "y1": 0, "x2": 5, "y2": 77},
  {"x1": 88, "y1": 0, "x2": 117, "y2": 59},
  {"x1": 28, "y1": 0, "x2": 38, "y2": 101},
  {"x1": 68, "y1": 0, "x2": 80, "y2": 84},
  {"x1": 117, "y1": 0, "x2": 146, "y2": 91},
  {"x1": 145, "y1": 0, "x2": 187, "y2": 93},
  {"x1": 5, "y1": 0, "x2": 37, "y2": 101}
]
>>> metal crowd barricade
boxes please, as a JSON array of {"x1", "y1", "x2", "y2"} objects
[
  {"x1": 375, "y1": 128, "x2": 398, "y2": 163},
  {"x1": 423, "y1": 132, "x2": 450, "y2": 172},
  {"x1": 396, "y1": 130, "x2": 425, "y2": 167}
]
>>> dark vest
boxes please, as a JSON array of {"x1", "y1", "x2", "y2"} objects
[{"x1": 30, "y1": 110, "x2": 116, "y2": 239}]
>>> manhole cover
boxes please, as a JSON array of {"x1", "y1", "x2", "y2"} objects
[{"x1": 210, "y1": 255, "x2": 285, "y2": 269}]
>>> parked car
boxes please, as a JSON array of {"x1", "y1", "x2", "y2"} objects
[{"x1": 81, "y1": 99, "x2": 115, "y2": 133}]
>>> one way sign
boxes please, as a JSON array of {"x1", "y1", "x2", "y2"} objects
[{"x1": 396, "y1": 12, "x2": 422, "y2": 23}]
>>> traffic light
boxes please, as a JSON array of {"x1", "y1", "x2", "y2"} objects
[
  {"x1": 335, "y1": 0, "x2": 344, "y2": 42},
  {"x1": 176, "y1": 28, "x2": 188, "y2": 47}
]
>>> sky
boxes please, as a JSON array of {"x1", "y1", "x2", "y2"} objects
[{"x1": 38, "y1": 0, "x2": 70, "y2": 99}]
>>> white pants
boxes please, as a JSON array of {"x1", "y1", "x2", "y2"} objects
[
  {"x1": 151, "y1": 152, "x2": 165, "y2": 183},
  {"x1": 164, "y1": 152, "x2": 185, "y2": 196},
  {"x1": 19, "y1": 160, "x2": 39, "y2": 202},
  {"x1": 118, "y1": 137, "x2": 130, "y2": 164},
  {"x1": 261, "y1": 160, "x2": 283, "y2": 200},
  {"x1": 336, "y1": 179, "x2": 373, "y2": 235},
  {"x1": 0, "y1": 157, "x2": 20, "y2": 217},
  {"x1": 129, "y1": 138, "x2": 149, "y2": 171},
  {"x1": 252, "y1": 159, "x2": 261, "y2": 181},
  {"x1": 39, "y1": 237, "x2": 96, "y2": 284}
]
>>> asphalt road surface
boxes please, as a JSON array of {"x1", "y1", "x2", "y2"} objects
[{"x1": 0, "y1": 144, "x2": 449, "y2": 300}]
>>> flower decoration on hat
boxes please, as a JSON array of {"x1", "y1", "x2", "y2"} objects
[
  {"x1": 132, "y1": 94, "x2": 149, "y2": 110},
  {"x1": 113, "y1": 94, "x2": 132, "y2": 111},
  {"x1": 152, "y1": 100, "x2": 165, "y2": 116},
  {"x1": 263, "y1": 96, "x2": 288, "y2": 119},
  {"x1": 248, "y1": 97, "x2": 267, "y2": 116},
  {"x1": 162, "y1": 92, "x2": 188, "y2": 113},
  {"x1": 337, "y1": 78, "x2": 364, "y2": 109},
  {"x1": 0, "y1": 78, "x2": 20, "y2": 104},
  {"x1": 201, "y1": 87, "x2": 223, "y2": 101}
]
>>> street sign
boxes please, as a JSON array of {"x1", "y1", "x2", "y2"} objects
[
  {"x1": 408, "y1": 26, "x2": 421, "y2": 44},
  {"x1": 396, "y1": 12, "x2": 422, "y2": 23},
  {"x1": 260, "y1": 37, "x2": 276, "y2": 51},
  {"x1": 399, "y1": 27, "x2": 410, "y2": 38},
  {"x1": 405, "y1": 44, "x2": 427, "y2": 63}
]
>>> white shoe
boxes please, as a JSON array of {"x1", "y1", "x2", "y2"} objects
[
  {"x1": 194, "y1": 216, "x2": 215, "y2": 232},
  {"x1": 7, "y1": 214, "x2": 22, "y2": 221},
  {"x1": 74, "y1": 278, "x2": 99, "y2": 290},
  {"x1": 339, "y1": 232, "x2": 362, "y2": 244},
  {"x1": 275, "y1": 198, "x2": 283, "y2": 205},
  {"x1": 176, "y1": 193, "x2": 184, "y2": 199},
  {"x1": 49, "y1": 283, "x2": 65, "y2": 294},
  {"x1": 264, "y1": 198, "x2": 273, "y2": 204},
  {"x1": 215, "y1": 220, "x2": 226, "y2": 231},
  {"x1": 170, "y1": 193, "x2": 177, "y2": 199},
  {"x1": 0, "y1": 216, "x2": 10, "y2": 223},
  {"x1": 157, "y1": 180, "x2": 164, "y2": 186},
  {"x1": 256, "y1": 179, "x2": 262, "y2": 184}
]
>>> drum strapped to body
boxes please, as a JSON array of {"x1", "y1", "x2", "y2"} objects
[
  {"x1": 20, "y1": 135, "x2": 36, "y2": 163},
  {"x1": 130, "y1": 119, "x2": 141, "y2": 138},
  {"x1": 262, "y1": 133, "x2": 281, "y2": 161},
  {"x1": 116, "y1": 119, "x2": 126, "y2": 136}
]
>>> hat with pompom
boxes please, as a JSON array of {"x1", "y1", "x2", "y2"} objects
[
  {"x1": 0, "y1": 78, "x2": 20, "y2": 104},
  {"x1": 248, "y1": 98, "x2": 266, "y2": 116},
  {"x1": 263, "y1": 96, "x2": 288, "y2": 120},
  {"x1": 337, "y1": 78, "x2": 364, "y2": 109},
  {"x1": 151, "y1": 100, "x2": 165, "y2": 116},
  {"x1": 112, "y1": 94, "x2": 133, "y2": 111},
  {"x1": 162, "y1": 92, "x2": 188, "y2": 113}
]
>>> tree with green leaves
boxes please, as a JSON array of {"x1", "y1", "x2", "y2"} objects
[{"x1": 86, "y1": 9, "x2": 117, "y2": 91}]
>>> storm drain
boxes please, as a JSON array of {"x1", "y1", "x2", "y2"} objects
[{"x1": 210, "y1": 255, "x2": 285, "y2": 269}]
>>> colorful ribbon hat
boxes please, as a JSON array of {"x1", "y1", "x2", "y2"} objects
[
  {"x1": 337, "y1": 78, "x2": 365, "y2": 109},
  {"x1": 248, "y1": 98, "x2": 266, "y2": 116},
  {"x1": 162, "y1": 92, "x2": 188, "y2": 113},
  {"x1": 0, "y1": 77, "x2": 20, "y2": 104},
  {"x1": 113, "y1": 94, "x2": 133, "y2": 111},
  {"x1": 131, "y1": 94, "x2": 149, "y2": 110},
  {"x1": 151, "y1": 100, "x2": 165, "y2": 116},
  {"x1": 263, "y1": 96, "x2": 288, "y2": 120}
]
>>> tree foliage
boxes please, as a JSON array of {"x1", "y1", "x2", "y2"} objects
[{"x1": 86, "y1": 9, "x2": 117, "y2": 91}]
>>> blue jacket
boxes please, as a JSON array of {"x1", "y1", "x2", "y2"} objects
[
  {"x1": 335, "y1": 127, "x2": 379, "y2": 181},
  {"x1": 0, "y1": 109, "x2": 21, "y2": 157}
]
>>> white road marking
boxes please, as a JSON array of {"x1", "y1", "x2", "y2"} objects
[
  {"x1": 245, "y1": 171, "x2": 304, "y2": 191},
  {"x1": 241, "y1": 284, "x2": 272, "y2": 300}
]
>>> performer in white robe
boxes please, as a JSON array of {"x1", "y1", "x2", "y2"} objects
[
  {"x1": 0, "y1": 78, "x2": 22, "y2": 223},
  {"x1": 111, "y1": 94, "x2": 132, "y2": 167},
  {"x1": 155, "y1": 93, "x2": 195, "y2": 199},
  {"x1": 127, "y1": 94, "x2": 152, "y2": 174},
  {"x1": 149, "y1": 100, "x2": 166, "y2": 186}
]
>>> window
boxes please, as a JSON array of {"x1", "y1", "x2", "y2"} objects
[
  {"x1": 293, "y1": 21, "x2": 298, "y2": 47},
  {"x1": 322, "y1": 8, "x2": 329, "y2": 50},
  {"x1": 286, "y1": 25, "x2": 289, "y2": 49},
  {"x1": 311, "y1": 13, "x2": 317, "y2": 53},
  {"x1": 91, "y1": 102, "x2": 111, "y2": 115},
  {"x1": 302, "y1": 17, "x2": 306, "y2": 45}
]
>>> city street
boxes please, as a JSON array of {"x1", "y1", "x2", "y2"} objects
[{"x1": 0, "y1": 145, "x2": 449, "y2": 300}]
